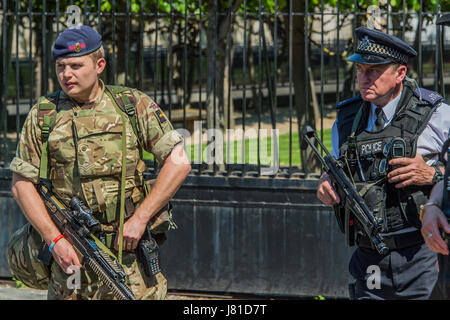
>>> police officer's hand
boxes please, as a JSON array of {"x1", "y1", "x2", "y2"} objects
[
  {"x1": 317, "y1": 173, "x2": 340, "y2": 206},
  {"x1": 52, "y1": 238, "x2": 83, "y2": 274},
  {"x1": 421, "y1": 205, "x2": 450, "y2": 255},
  {"x1": 387, "y1": 154, "x2": 435, "y2": 188},
  {"x1": 114, "y1": 214, "x2": 147, "y2": 252}
]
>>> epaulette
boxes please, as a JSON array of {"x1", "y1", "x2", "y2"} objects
[
  {"x1": 336, "y1": 95, "x2": 362, "y2": 109},
  {"x1": 413, "y1": 88, "x2": 443, "y2": 107}
]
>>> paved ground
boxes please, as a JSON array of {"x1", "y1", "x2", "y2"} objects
[
  {"x1": 0, "y1": 279, "x2": 251, "y2": 300},
  {"x1": 0, "y1": 281, "x2": 47, "y2": 300}
]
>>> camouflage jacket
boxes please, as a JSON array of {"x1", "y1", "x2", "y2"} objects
[{"x1": 10, "y1": 80, "x2": 183, "y2": 227}]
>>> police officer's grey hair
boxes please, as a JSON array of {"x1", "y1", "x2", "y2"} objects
[{"x1": 389, "y1": 63, "x2": 402, "y2": 71}]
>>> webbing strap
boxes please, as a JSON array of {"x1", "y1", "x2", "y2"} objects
[
  {"x1": 118, "y1": 113, "x2": 127, "y2": 265},
  {"x1": 350, "y1": 103, "x2": 365, "y2": 137},
  {"x1": 38, "y1": 94, "x2": 59, "y2": 181},
  {"x1": 89, "y1": 233, "x2": 118, "y2": 261},
  {"x1": 108, "y1": 96, "x2": 129, "y2": 265},
  {"x1": 104, "y1": 86, "x2": 144, "y2": 158}
]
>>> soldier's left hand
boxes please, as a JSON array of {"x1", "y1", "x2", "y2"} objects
[
  {"x1": 387, "y1": 154, "x2": 435, "y2": 188},
  {"x1": 114, "y1": 214, "x2": 147, "y2": 251}
]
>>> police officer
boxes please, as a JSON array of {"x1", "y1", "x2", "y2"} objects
[
  {"x1": 9, "y1": 26, "x2": 191, "y2": 299},
  {"x1": 419, "y1": 14, "x2": 450, "y2": 300},
  {"x1": 317, "y1": 26, "x2": 450, "y2": 299}
]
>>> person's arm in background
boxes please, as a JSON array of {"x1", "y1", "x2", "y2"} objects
[{"x1": 421, "y1": 180, "x2": 450, "y2": 255}]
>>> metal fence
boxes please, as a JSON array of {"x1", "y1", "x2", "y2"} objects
[
  {"x1": 2, "y1": 1, "x2": 450, "y2": 297},
  {"x1": 1, "y1": 1, "x2": 450, "y2": 177}
]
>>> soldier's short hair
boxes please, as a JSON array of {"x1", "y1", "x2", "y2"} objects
[{"x1": 89, "y1": 45, "x2": 105, "y2": 63}]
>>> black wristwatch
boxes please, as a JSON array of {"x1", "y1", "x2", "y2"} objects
[{"x1": 431, "y1": 164, "x2": 444, "y2": 184}]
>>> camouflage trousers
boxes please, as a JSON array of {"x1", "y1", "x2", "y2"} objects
[{"x1": 47, "y1": 251, "x2": 167, "y2": 300}]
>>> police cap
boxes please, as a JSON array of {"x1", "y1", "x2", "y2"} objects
[
  {"x1": 52, "y1": 25, "x2": 102, "y2": 60},
  {"x1": 347, "y1": 27, "x2": 417, "y2": 66}
]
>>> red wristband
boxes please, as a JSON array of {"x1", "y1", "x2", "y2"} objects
[
  {"x1": 49, "y1": 234, "x2": 64, "y2": 253},
  {"x1": 52, "y1": 234, "x2": 64, "y2": 244}
]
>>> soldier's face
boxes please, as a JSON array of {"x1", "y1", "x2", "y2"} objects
[
  {"x1": 356, "y1": 63, "x2": 406, "y2": 107},
  {"x1": 55, "y1": 55, "x2": 106, "y2": 101}
]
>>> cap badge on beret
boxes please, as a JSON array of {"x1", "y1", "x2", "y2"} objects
[
  {"x1": 52, "y1": 25, "x2": 102, "y2": 60},
  {"x1": 68, "y1": 40, "x2": 86, "y2": 53}
]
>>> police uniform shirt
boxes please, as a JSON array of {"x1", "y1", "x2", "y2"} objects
[
  {"x1": 329, "y1": 93, "x2": 450, "y2": 235},
  {"x1": 331, "y1": 92, "x2": 450, "y2": 163}
]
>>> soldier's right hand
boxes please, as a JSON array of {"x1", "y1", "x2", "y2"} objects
[
  {"x1": 52, "y1": 238, "x2": 82, "y2": 274},
  {"x1": 317, "y1": 173, "x2": 340, "y2": 206}
]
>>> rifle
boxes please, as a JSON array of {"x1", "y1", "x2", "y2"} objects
[
  {"x1": 36, "y1": 183, "x2": 136, "y2": 300},
  {"x1": 301, "y1": 125, "x2": 389, "y2": 255}
]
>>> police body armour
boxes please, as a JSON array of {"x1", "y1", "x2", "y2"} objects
[{"x1": 337, "y1": 81, "x2": 442, "y2": 233}]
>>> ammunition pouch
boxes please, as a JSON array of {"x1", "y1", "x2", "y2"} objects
[
  {"x1": 403, "y1": 190, "x2": 428, "y2": 229},
  {"x1": 339, "y1": 181, "x2": 387, "y2": 238},
  {"x1": 358, "y1": 182, "x2": 386, "y2": 229}
]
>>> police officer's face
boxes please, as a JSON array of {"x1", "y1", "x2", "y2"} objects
[
  {"x1": 356, "y1": 63, "x2": 406, "y2": 107},
  {"x1": 55, "y1": 55, "x2": 106, "y2": 102}
]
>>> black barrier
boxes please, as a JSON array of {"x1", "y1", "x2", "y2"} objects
[{"x1": 0, "y1": 170, "x2": 354, "y2": 298}]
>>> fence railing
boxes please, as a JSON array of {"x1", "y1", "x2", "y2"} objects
[{"x1": 1, "y1": 1, "x2": 450, "y2": 178}]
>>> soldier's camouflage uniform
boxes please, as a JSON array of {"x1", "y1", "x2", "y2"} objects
[{"x1": 9, "y1": 80, "x2": 183, "y2": 300}]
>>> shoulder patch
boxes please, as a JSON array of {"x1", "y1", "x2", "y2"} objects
[
  {"x1": 336, "y1": 95, "x2": 362, "y2": 109},
  {"x1": 413, "y1": 88, "x2": 443, "y2": 106}
]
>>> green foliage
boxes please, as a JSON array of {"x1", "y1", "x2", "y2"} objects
[
  {"x1": 12, "y1": 277, "x2": 27, "y2": 289},
  {"x1": 308, "y1": 0, "x2": 447, "y2": 12},
  {"x1": 5, "y1": 0, "x2": 448, "y2": 14}
]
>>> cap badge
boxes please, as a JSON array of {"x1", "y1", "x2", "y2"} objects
[
  {"x1": 359, "y1": 35, "x2": 373, "y2": 51},
  {"x1": 67, "y1": 40, "x2": 86, "y2": 53}
]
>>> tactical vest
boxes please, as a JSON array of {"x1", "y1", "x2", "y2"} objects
[
  {"x1": 336, "y1": 81, "x2": 442, "y2": 233},
  {"x1": 37, "y1": 85, "x2": 174, "y2": 248}
]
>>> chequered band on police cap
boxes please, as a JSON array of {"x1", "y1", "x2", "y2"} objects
[{"x1": 357, "y1": 36, "x2": 408, "y2": 65}]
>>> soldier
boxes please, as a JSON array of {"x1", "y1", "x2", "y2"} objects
[
  {"x1": 317, "y1": 27, "x2": 450, "y2": 299},
  {"x1": 8, "y1": 25, "x2": 191, "y2": 299},
  {"x1": 419, "y1": 14, "x2": 450, "y2": 300}
]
